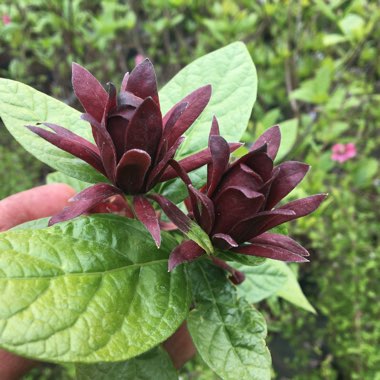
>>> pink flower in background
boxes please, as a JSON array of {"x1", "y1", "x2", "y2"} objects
[
  {"x1": 134, "y1": 54, "x2": 145, "y2": 66},
  {"x1": 331, "y1": 143, "x2": 357, "y2": 163},
  {"x1": 2, "y1": 14, "x2": 11, "y2": 25}
]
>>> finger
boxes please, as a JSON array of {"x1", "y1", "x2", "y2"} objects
[
  {"x1": 162, "y1": 322, "x2": 196, "y2": 369},
  {"x1": 0, "y1": 184, "x2": 76, "y2": 231},
  {"x1": 0, "y1": 349, "x2": 38, "y2": 380}
]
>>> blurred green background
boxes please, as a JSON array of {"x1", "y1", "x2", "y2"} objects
[{"x1": 0, "y1": 0, "x2": 379, "y2": 379}]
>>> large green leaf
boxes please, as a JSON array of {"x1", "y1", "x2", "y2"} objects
[
  {"x1": 276, "y1": 263, "x2": 316, "y2": 314},
  {"x1": 235, "y1": 260, "x2": 288, "y2": 303},
  {"x1": 0, "y1": 215, "x2": 190, "y2": 362},
  {"x1": 0, "y1": 79, "x2": 106, "y2": 183},
  {"x1": 159, "y1": 42, "x2": 257, "y2": 159},
  {"x1": 76, "y1": 346, "x2": 177, "y2": 380},
  {"x1": 187, "y1": 261, "x2": 271, "y2": 380}
]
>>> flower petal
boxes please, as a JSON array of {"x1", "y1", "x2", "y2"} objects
[
  {"x1": 209, "y1": 115, "x2": 220, "y2": 136},
  {"x1": 212, "y1": 186, "x2": 265, "y2": 235},
  {"x1": 212, "y1": 233, "x2": 238, "y2": 250},
  {"x1": 159, "y1": 142, "x2": 242, "y2": 182},
  {"x1": 42, "y1": 123, "x2": 100, "y2": 154},
  {"x1": 188, "y1": 185, "x2": 215, "y2": 234},
  {"x1": 49, "y1": 184, "x2": 122, "y2": 225},
  {"x1": 26, "y1": 125, "x2": 106, "y2": 176},
  {"x1": 125, "y1": 97, "x2": 162, "y2": 162},
  {"x1": 251, "y1": 125, "x2": 281, "y2": 160},
  {"x1": 133, "y1": 196, "x2": 161, "y2": 248},
  {"x1": 216, "y1": 163, "x2": 264, "y2": 196},
  {"x1": 81, "y1": 113, "x2": 117, "y2": 183},
  {"x1": 168, "y1": 240, "x2": 205, "y2": 271},
  {"x1": 271, "y1": 194, "x2": 327, "y2": 227},
  {"x1": 146, "y1": 138, "x2": 185, "y2": 190},
  {"x1": 106, "y1": 116, "x2": 129, "y2": 160},
  {"x1": 249, "y1": 233, "x2": 309, "y2": 257},
  {"x1": 120, "y1": 72, "x2": 129, "y2": 92},
  {"x1": 231, "y1": 194, "x2": 327, "y2": 241},
  {"x1": 228, "y1": 209, "x2": 296, "y2": 243},
  {"x1": 162, "y1": 85, "x2": 212, "y2": 148},
  {"x1": 207, "y1": 134, "x2": 230, "y2": 197},
  {"x1": 238, "y1": 150, "x2": 274, "y2": 182},
  {"x1": 149, "y1": 194, "x2": 193, "y2": 233},
  {"x1": 116, "y1": 149, "x2": 151, "y2": 194},
  {"x1": 157, "y1": 102, "x2": 188, "y2": 160},
  {"x1": 232, "y1": 242, "x2": 309, "y2": 262},
  {"x1": 265, "y1": 161, "x2": 310, "y2": 210},
  {"x1": 126, "y1": 59, "x2": 159, "y2": 106},
  {"x1": 72, "y1": 63, "x2": 108, "y2": 122}
]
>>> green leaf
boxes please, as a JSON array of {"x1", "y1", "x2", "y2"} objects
[
  {"x1": 46, "y1": 171, "x2": 91, "y2": 193},
  {"x1": 217, "y1": 250, "x2": 266, "y2": 267},
  {"x1": 270, "y1": 224, "x2": 289, "y2": 236},
  {"x1": 235, "y1": 260, "x2": 288, "y2": 303},
  {"x1": 275, "y1": 118, "x2": 298, "y2": 162},
  {"x1": 187, "y1": 220, "x2": 214, "y2": 255},
  {"x1": 187, "y1": 261, "x2": 271, "y2": 380},
  {"x1": 339, "y1": 14, "x2": 365, "y2": 40},
  {"x1": 0, "y1": 79, "x2": 106, "y2": 184},
  {"x1": 276, "y1": 263, "x2": 316, "y2": 314},
  {"x1": 352, "y1": 158, "x2": 378, "y2": 188},
  {"x1": 10, "y1": 218, "x2": 49, "y2": 231},
  {"x1": 159, "y1": 42, "x2": 257, "y2": 159},
  {"x1": 76, "y1": 346, "x2": 177, "y2": 380},
  {"x1": 323, "y1": 34, "x2": 347, "y2": 46},
  {"x1": 0, "y1": 215, "x2": 190, "y2": 362}
]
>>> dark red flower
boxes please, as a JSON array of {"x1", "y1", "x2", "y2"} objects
[
  {"x1": 153, "y1": 121, "x2": 327, "y2": 270},
  {"x1": 27, "y1": 60, "x2": 240, "y2": 246}
]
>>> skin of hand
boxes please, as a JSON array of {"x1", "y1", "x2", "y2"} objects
[{"x1": 0, "y1": 184, "x2": 195, "y2": 378}]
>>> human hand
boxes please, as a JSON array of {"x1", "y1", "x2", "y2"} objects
[{"x1": 0, "y1": 184, "x2": 195, "y2": 378}]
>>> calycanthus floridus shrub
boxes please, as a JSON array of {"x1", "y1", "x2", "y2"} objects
[{"x1": 0, "y1": 43, "x2": 326, "y2": 380}]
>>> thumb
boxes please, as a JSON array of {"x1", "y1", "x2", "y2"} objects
[{"x1": 0, "y1": 184, "x2": 75, "y2": 231}]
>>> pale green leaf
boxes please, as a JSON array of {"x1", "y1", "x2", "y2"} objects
[
  {"x1": 46, "y1": 171, "x2": 91, "y2": 193},
  {"x1": 339, "y1": 14, "x2": 365, "y2": 40},
  {"x1": 323, "y1": 34, "x2": 347, "y2": 46},
  {"x1": 76, "y1": 346, "x2": 177, "y2": 380},
  {"x1": 275, "y1": 119, "x2": 298, "y2": 162},
  {"x1": 276, "y1": 263, "x2": 316, "y2": 314},
  {"x1": 0, "y1": 215, "x2": 190, "y2": 362},
  {"x1": 10, "y1": 218, "x2": 49, "y2": 231},
  {"x1": 187, "y1": 261, "x2": 271, "y2": 380},
  {"x1": 0, "y1": 79, "x2": 106, "y2": 183},
  {"x1": 159, "y1": 42, "x2": 257, "y2": 159},
  {"x1": 235, "y1": 260, "x2": 288, "y2": 303}
]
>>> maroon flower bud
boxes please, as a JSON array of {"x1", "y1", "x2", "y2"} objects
[
  {"x1": 155, "y1": 120, "x2": 327, "y2": 270},
  {"x1": 27, "y1": 60, "x2": 240, "y2": 246}
]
